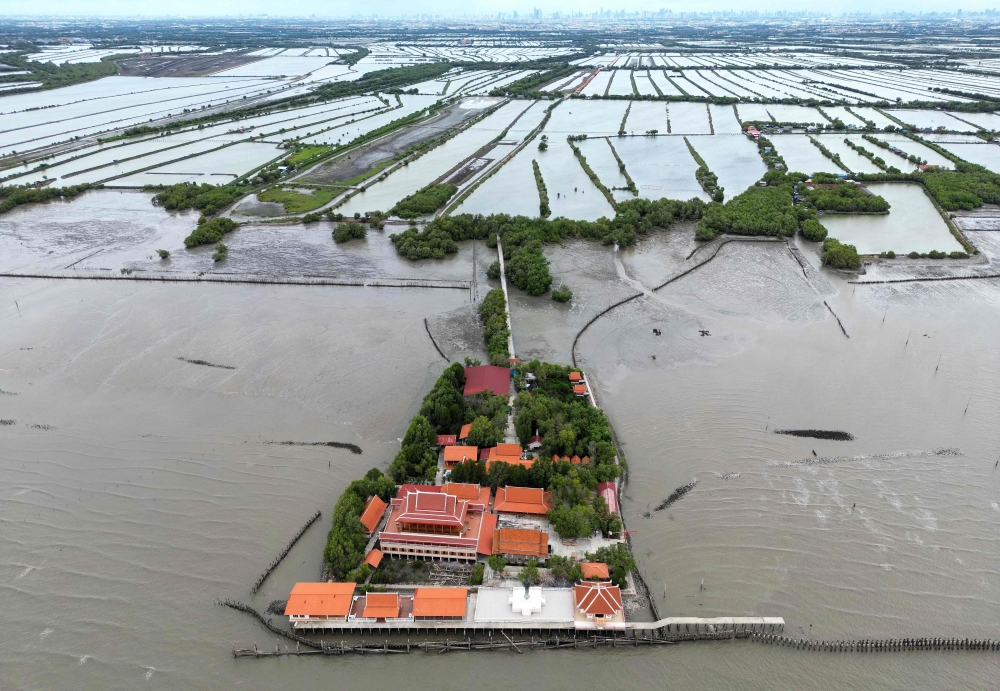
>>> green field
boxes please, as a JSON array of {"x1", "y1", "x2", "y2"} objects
[
  {"x1": 285, "y1": 146, "x2": 331, "y2": 165},
  {"x1": 258, "y1": 186, "x2": 338, "y2": 214}
]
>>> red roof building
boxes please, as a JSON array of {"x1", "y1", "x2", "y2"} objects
[
  {"x1": 458, "y1": 423, "x2": 473, "y2": 441},
  {"x1": 396, "y1": 484, "x2": 440, "y2": 501},
  {"x1": 574, "y1": 581, "x2": 624, "y2": 624},
  {"x1": 363, "y1": 548, "x2": 384, "y2": 569},
  {"x1": 492, "y1": 527, "x2": 549, "y2": 560},
  {"x1": 493, "y1": 486, "x2": 554, "y2": 515},
  {"x1": 568, "y1": 371, "x2": 583, "y2": 383},
  {"x1": 362, "y1": 592, "x2": 401, "y2": 620},
  {"x1": 485, "y1": 443, "x2": 528, "y2": 470},
  {"x1": 597, "y1": 480, "x2": 619, "y2": 515},
  {"x1": 441, "y1": 482, "x2": 491, "y2": 506},
  {"x1": 463, "y1": 365, "x2": 511, "y2": 397},
  {"x1": 443, "y1": 445, "x2": 478, "y2": 469},
  {"x1": 379, "y1": 490, "x2": 494, "y2": 562},
  {"x1": 284, "y1": 582, "x2": 356, "y2": 622},
  {"x1": 437, "y1": 435, "x2": 457, "y2": 447},
  {"x1": 360, "y1": 495, "x2": 388, "y2": 534},
  {"x1": 573, "y1": 384, "x2": 588, "y2": 397},
  {"x1": 412, "y1": 587, "x2": 468, "y2": 620},
  {"x1": 580, "y1": 562, "x2": 609, "y2": 580}
]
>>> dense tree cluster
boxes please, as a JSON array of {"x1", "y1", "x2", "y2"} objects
[
  {"x1": 390, "y1": 183, "x2": 457, "y2": 218},
  {"x1": 333, "y1": 220, "x2": 367, "y2": 243},
  {"x1": 183, "y1": 217, "x2": 238, "y2": 247},
  {"x1": 480, "y1": 289, "x2": 512, "y2": 364},
  {"x1": 148, "y1": 182, "x2": 247, "y2": 216},
  {"x1": 0, "y1": 183, "x2": 98, "y2": 215},
  {"x1": 821, "y1": 237, "x2": 862, "y2": 269},
  {"x1": 323, "y1": 468, "x2": 397, "y2": 579},
  {"x1": 799, "y1": 181, "x2": 891, "y2": 213},
  {"x1": 391, "y1": 198, "x2": 705, "y2": 295}
]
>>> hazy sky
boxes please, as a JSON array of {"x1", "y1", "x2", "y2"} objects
[{"x1": 0, "y1": 0, "x2": 997, "y2": 16}]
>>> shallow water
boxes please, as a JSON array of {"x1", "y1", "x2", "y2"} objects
[
  {"x1": 818, "y1": 183, "x2": 963, "y2": 255},
  {"x1": 2, "y1": 189, "x2": 1000, "y2": 690}
]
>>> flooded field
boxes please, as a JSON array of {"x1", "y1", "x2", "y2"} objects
[
  {"x1": 5, "y1": 31, "x2": 1000, "y2": 691},
  {"x1": 818, "y1": 183, "x2": 963, "y2": 255}
]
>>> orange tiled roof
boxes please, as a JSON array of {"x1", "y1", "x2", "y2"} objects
[
  {"x1": 441, "y1": 482, "x2": 490, "y2": 505},
  {"x1": 284, "y1": 582, "x2": 355, "y2": 617},
  {"x1": 412, "y1": 588, "x2": 468, "y2": 618},
  {"x1": 363, "y1": 549, "x2": 384, "y2": 569},
  {"x1": 443, "y1": 445, "x2": 478, "y2": 467},
  {"x1": 581, "y1": 562, "x2": 609, "y2": 580},
  {"x1": 574, "y1": 581, "x2": 623, "y2": 617},
  {"x1": 362, "y1": 592, "x2": 400, "y2": 619},
  {"x1": 569, "y1": 371, "x2": 583, "y2": 382},
  {"x1": 573, "y1": 384, "x2": 587, "y2": 395},
  {"x1": 493, "y1": 486, "x2": 554, "y2": 515},
  {"x1": 492, "y1": 527, "x2": 548, "y2": 558},
  {"x1": 459, "y1": 423, "x2": 473, "y2": 440},
  {"x1": 360, "y1": 495, "x2": 387, "y2": 534}
]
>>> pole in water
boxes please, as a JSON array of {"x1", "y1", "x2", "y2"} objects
[
  {"x1": 700, "y1": 578, "x2": 704, "y2": 592},
  {"x1": 882, "y1": 307, "x2": 887, "y2": 325},
  {"x1": 14, "y1": 300, "x2": 20, "y2": 317},
  {"x1": 905, "y1": 330, "x2": 911, "y2": 348},
  {"x1": 964, "y1": 395, "x2": 971, "y2": 415},
  {"x1": 935, "y1": 355, "x2": 941, "y2": 373}
]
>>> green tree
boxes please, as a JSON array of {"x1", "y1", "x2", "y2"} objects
[
  {"x1": 521, "y1": 560, "x2": 539, "y2": 586},
  {"x1": 466, "y1": 415, "x2": 502, "y2": 448}
]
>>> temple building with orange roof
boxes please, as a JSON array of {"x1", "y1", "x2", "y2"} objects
[
  {"x1": 574, "y1": 580, "x2": 624, "y2": 625},
  {"x1": 492, "y1": 526, "x2": 549, "y2": 562},
  {"x1": 493, "y1": 486, "x2": 554, "y2": 516},
  {"x1": 485, "y1": 443, "x2": 528, "y2": 470},
  {"x1": 378, "y1": 489, "x2": 495, "y2": 562},
  {"x1": 360, "y1": 495, "x2": 388, "y2": 535},
  {"x1": 284, "y1": 582, "x2": 356, "y2": 623},
  {"x1": 443, "y1": 444, "x2": 478, "y2": 470}
]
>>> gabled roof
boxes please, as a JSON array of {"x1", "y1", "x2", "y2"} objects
[
  {"x1": 412, "y1": 588, "x2": 468, "y2": 618},
  {"x1": 437, "y1": 435, "x2": 457, "y2": 446},
  {"x1": 443, "y1": 445, "x2": 478, "y2": 466},
  {"x1": 573, "y1": 384, "x2": 587, "y2": 395},
  {"x1": 362, "y1": 592, "x2": 400, "y2": 619},
  {"x1": 360, "y1": 495, "x2": 388, "y2": 534},
  {"x1": 493, "y1": 486, "x2": 554, "y2": 515},
  {"x1": 492, "y1": 527, "x2": 548, "y2": 558},
  {"x1": 396, "y1": 490, "x2": 468, "y2": 529},
  {"x1": 597, "y1": 480, "x2": 619, "y2": 515},
  {"x1": 568, "y1": 371, "x2": 583, "y2": 382},
  {"x1": 486, "y1": 444, "x2": 530, "y2": 470},
  {"x1": 458, "y1": 423, "x2": 473, "y2": 440},
  {"x1": 397, "y1": 484, "x2": 439, "y2": 501},
  {"x1": 580, "y1": 562, "x2": 609, "y2": 580},
  {"x1": 477, "y1": 512, "x2": 497, "y2": 555},
  {"x1": 574, "y1": 581, "x2": 623, "y2": 616},
  {"x1": 463, "y1": 365, "x2": 511, "y2": 396},
  {"x1": 364, "y1": 548, "x2": 384, "y2": 569},
  {"x1": 284, "y1": 582, "x2": 356, "y2": 617},
  {"x1": 441, "y1": 482, "x2": 490, "y2": 505}
]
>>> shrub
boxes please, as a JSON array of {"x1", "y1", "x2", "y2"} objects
[
  {"x1": 697, "y1": 186, "x2": 798, "y2": 241},
  {"x1": 184, "y1": 217, "x2": 237, "y2": 247},
  {"x1": 587, "y1": 544, "x2": 635, "y2": 588},
  {"x1": 480, "y1": 289, "x2": 511, "y2": 363},
  {"x1": 551, "y1": 284, "x2": 573, "y2": 302},
  {"x1": 488, "y1": 555, "x2": 507, "y2": 572},
  {"x1": 156, "y1": 249, "x2": 170, "y2": 259},
  {"x1": 950, "y1": 251, "x2": 969, "y2": 259},
  {"x1": 470, "y1": 562, "x2": 485, "y2": 585},
  {"x1": 521, "y1": 560, "x2": 539, "y2": 585},
  {"x1": 801, "y1": 218, "x2": 828, "y2": 242},
  {"x1": 333, "y1": 220, "x2": 367, "y2": 243},
  {"x1": 212, "y1": 243, "x2": 228, "y2": 262},
  {"x1": 390, "y1": 183, "x2": 457, "y2": 218},
  {"x1": 150, "y1": 182, "x2": 246, "y2": 215},
  {"x1": 908, "y1": 251, "x2": 921, "y2": 258},
  {"x1": 486, "y1": 260, "x2": 501, "y2": 279},
  {"x1": 821, "y1": 238, "x2": 861, "y2": 269}
]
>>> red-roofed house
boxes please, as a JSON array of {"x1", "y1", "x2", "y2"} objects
[
  {"x1": 493, "y1": 486, "x2": 554, "y2": 516},
  {"x1": 568, "y1": 371, "x2": 583, "y2": 383},
  {"x1": 492, "y1": 527, "x2": 549, "y2": 561},
  {"x1": 597, "y1": 480, "x2": 619, "y2": 515},
  {"x1": 361, "y1": 592, "x2": 401, "y2": 620},
  {"x1": 437, "y1": 435, "x2": 457, "y2": 447},
  {"x1": 573, "y1": 384, "x2": 588, "y2": 397},
  {"x1": 580, "y1": 562, "x2": 609, "y2": 580},
  {"x1": 284, "y1": 582, "x2": 356, "y2": 623},
  {"x1": 441, "y1": 482, "x2": 491, "y2": 506},
  {"x1": 396, "y1": 484, "x2": 440, "y2": 501},
  {"x1": 412, "y1": 588, "x2": 468, "y2": 620},
  {"x1": 486, "y1": 443, "x2": 528, "y2": 470},
  {"x1": 379, "y1": 490, "x2": 493, "y2": 562},
  {"x1": 458, "y1": 423, "x2": 473, "y2": 442},
  {"x1": 574, "y1": 581, "x2": 624, "y2": 625},
  {"x1": 360, "y1": 495, "x2": 388, "y2": 534},
  {"x1": 443, "y1": 445, "x2": 478, "y2": 469},
  {"x1": 463, "y1": 365, "x2": 511, "y2": 397},
  {"x1": 363, "y1": 548, "x2": 384, "y2": 569}
]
